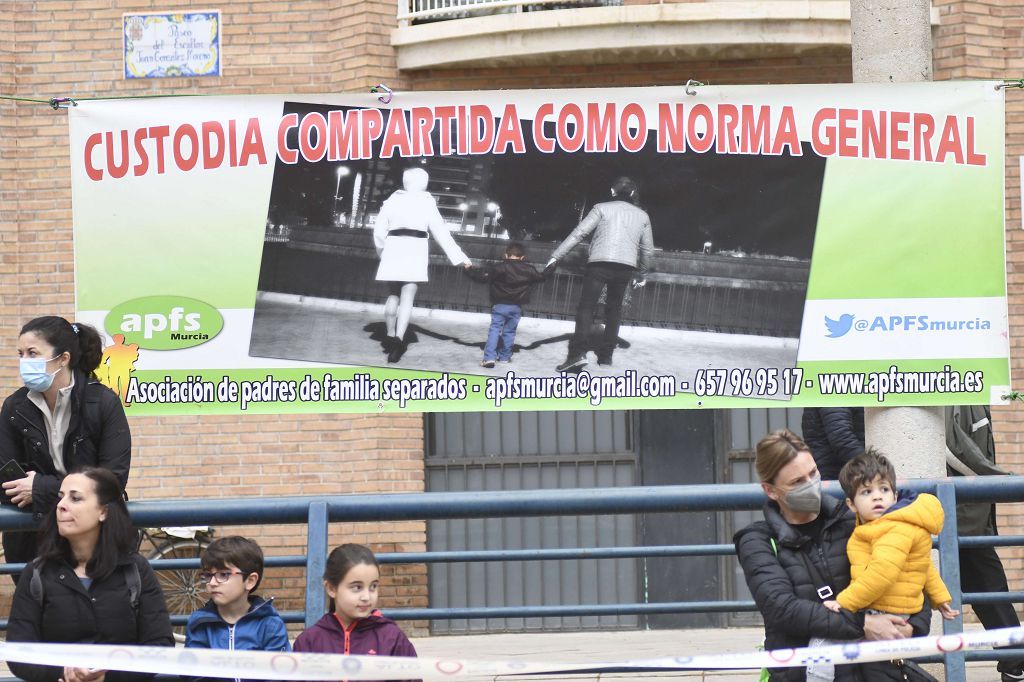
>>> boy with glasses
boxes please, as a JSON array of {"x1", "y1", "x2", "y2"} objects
[{"x1": 185, "y1": 536, "x2": 290, "y2": 666}]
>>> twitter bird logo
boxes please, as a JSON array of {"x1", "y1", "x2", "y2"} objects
[{"x1": 825, "y1": 314, "x2": 854, "y2": 338}]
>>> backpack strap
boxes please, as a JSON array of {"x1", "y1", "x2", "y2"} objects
[
  {"x1": 29, "y1": 558, "x2": 44, "y2": 606},
  {"x1": 126, "y1": 557, "x2": 142, "y2": 611}
]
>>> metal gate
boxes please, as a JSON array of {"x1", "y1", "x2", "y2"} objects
[{"x1": 425, "y1": 411, "x2": 639, "y2": 633}]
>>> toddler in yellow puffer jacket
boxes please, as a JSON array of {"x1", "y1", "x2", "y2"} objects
[{"x1": 823, "y1": 449, "x2": 960, "y2": 619}]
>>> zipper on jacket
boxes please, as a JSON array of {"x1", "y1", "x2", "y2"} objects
[
  {"x1": 14, "y1": 408, "x2": 49, "y2": 455},
  {"x1": 229, "y1": 623, "x2": 241, "y2": 682}
]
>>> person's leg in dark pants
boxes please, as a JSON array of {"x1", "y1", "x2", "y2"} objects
[
  {"x1": 562, "y1": 265, "x2": 608, "y2": 368},
  {"x1": 598, "y1": 266, "x2": 633, "y2": 364},
  {"x1": 960, "y1": 546, "x2": 1024, "y2": 678}
]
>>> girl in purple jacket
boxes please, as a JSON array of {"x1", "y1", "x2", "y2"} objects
[{"x1": 293, "y1": 544, "x2": 419, "y2": 682}]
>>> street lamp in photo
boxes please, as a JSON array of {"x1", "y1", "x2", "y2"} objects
[
  {"x1": 486, "y1": 201, "x2": 500, "y2": 237},
  {"x1": 334, "y1": 165, "x2": 351, "y2": 227},
  {"x1": 458, "y1": 202, "x2": 469, "y2": 232}
]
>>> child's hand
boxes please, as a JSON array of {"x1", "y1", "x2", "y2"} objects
[
  {"x1": 822, "y1": 599, "x2": 842, "y2": 613},
  {"x1": 938, "y1": 603, "x2": 960, "y2": 620}
]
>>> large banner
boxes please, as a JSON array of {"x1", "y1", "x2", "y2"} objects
[{"x1": 68, "y1": 83, "x2": 1010, "y2": 414}]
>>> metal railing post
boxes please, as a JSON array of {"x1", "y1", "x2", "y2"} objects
[
  {"x1": 936, "y1": 480, "x2": 966, "y2": 682},
  {"x1": 305, "y1": 500, "x2": 329, "y2": 629}
]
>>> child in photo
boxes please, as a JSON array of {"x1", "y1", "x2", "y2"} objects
[
  {"x1": 808, "y1": 450, "x2": 958, "y2": 681},
  {"x1": 463, "y1": 242, "x2": 548, "y2": 368},
  {"x1": 293, "y1": 543, "x2": 419, "y2": 682},
  {"x1": 185, "y1": 536, "x2": 290, "y2": 670}
]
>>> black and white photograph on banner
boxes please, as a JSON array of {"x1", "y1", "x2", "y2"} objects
[{"x1": 248, "y1": 101, "x2": 825, "y2": 389}]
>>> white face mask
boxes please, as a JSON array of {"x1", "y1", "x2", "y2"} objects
[{"x1": 19, "y1": 356, "x2": 60, "y2": 392}]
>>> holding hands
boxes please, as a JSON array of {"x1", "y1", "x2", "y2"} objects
[{"x1": 61, "y1": 668, "x2": 106, "y2": 682}]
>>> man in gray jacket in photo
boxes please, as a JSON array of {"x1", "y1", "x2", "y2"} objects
[{"x1": 547, "y1": 176, "x2": 655, "y2": 371}]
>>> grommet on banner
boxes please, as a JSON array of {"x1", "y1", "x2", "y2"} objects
[
  {"x1": 685, "y1": 80, "x2": 705, "y2": 96},
  {"x1": 995, "y1": 79, "x2": 1024, "y2": 91},
  {"x1": 49, "y1": 97, "x2": 77, "y2": 110},
  {"x1": 371, "y1": 84, "x2": 393, "y2": 105}
]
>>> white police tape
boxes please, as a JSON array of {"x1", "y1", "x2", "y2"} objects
[{"x1": 2, "y1": 626, "x2": 1023, "y2": 680}]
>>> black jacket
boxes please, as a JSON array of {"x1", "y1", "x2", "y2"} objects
[
  {"x1": 6, "y1": 553, "x2": 174, "y2": 682},
  {"x1": 801, "y1": 407, "x2": 865, "y2": 480},
  {"x1": 734, "y1": 495, "x2": 931, "y2": 681},
  {"x1": 464, "y1": 260, "x2": 547, "y2": 306},
  {"x1": 0, "y1": 370, "x2": 131, "y2": 562}
]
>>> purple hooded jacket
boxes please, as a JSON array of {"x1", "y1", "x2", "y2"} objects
[{"x1": 293, "y1": 611, "x2": 420, "y2": 682}]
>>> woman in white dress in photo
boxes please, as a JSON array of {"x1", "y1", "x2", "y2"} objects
[{"x1": 373, "y1": 167, "x2": 471, "y2": 363}]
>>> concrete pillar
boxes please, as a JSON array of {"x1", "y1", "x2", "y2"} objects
[
  {"x1": 850, "y1": 0, "x2": 933, "y2": 82},
  {"x1": 864, "y1": 407, "x2": 948, "y2": 479}
]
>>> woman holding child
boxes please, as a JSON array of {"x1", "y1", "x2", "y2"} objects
[
  {"x1": 6, "y1": 467, "x2": 173, "y2": 682},
  {"x1": 734, "y1": 430, "x2": 932, "y2": 682}
]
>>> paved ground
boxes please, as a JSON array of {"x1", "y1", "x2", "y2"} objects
[
  {"x1": 411, "y1": 625, "x2": 1001, "y2": 681},
  {"x1": 248, "y1": 294, "x2": 798, "y2": 399}
]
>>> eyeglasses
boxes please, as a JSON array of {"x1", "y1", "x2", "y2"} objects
[{"x1": 198, "y1": 570, "x2": 245, "y2": 584}]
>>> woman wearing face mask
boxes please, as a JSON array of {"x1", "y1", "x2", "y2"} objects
[
  {"x1": 0, "y1": 317, "x2": 131, "y2": 569},
  {"x1": 734, "y1": 429, "x2": 932, "y2": 681}
]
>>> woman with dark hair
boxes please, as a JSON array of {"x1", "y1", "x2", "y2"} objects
[
  {"x1": 6, "y1": 467, "x2": 173, "y2": 682},
  {"x1": 734, "y1": 429, "x2": 933, "y2": 681},
  {"x1": 0, "y1": 316, "x2": 131, "y2": 566}
]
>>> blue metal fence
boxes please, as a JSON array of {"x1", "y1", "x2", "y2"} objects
[{"x1": 1, "y1": 476, "x2": 1022, "y2": 680}]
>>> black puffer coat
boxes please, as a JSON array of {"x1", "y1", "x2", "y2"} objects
[
  {"x1": 0, "y1": 369, "x2": 131, "y2": 562},
  {"x1": 800, "y1": 408, "x2": 864, "y2": 480},
  {"x1": 734, "y1": 494, "x2": 931, "y2": 681},
  {"x1": 6, "y1": 553, "x2": 174, "y2": 682}
]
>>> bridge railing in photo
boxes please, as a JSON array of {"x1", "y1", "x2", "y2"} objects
[{"x1": 0, "y1": 476, "x2": 1021, "y2": 681}]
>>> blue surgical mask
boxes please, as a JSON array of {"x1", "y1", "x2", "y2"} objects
[{"x1": 19, "y1": 356, "x2": 60, "y2": 392}]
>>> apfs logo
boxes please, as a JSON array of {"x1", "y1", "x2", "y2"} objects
[
  {"x1": 105, "y1": 296, "x2": 224, "y2": 350},
  {"x1": 824, "y1": 313, "x2": 991, "y2": 339}
]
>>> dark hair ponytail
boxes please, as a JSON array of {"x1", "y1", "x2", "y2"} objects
[
  {"x1": 323, "y1": 543, "x2": 378, "y2": 613},
  {"x1": 20, "y1": 317, "x2": 104, "y2": 379}
]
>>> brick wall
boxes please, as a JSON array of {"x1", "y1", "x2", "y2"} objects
[{"x1": 4, "y1": 0, "x2": 1023, "y2": 642}]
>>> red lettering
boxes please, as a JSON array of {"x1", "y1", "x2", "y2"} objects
[
  {"x1": 105, "y1": 130, "x2": 130, "y2": 179},
  {"x1": 913, "y1": 113, "x2": 935, "y2": 162},
  {"x1": 381, "y1": 109, "x2": 413, "y2": 158},
  {"x1": 586, "y1": 103, "x2": 617, "y2": 153},
  {"x1": 457, "y1": 106, "x2": 469, "y2": 155},
  {"x1": 228, "y1": 119, "x2": 237, "y2": 167},
  {"x1": 657, "y1": 103, "x2": 684, "y2": 153},
  {"x1": 556, "y1": 104, "x2": 584, "y2": 153},
  {"x1": 619, "y1": 103, "x2": 646, "y2": 153},
  {"x1": 132, "y1": 128, "x2": 149, "y2": 177},
  {"x1": 965, "y1": 117, "x2": 986, "y2": 166},
  {"x1": 935, "y1": 115, "x2": 965, "y2": 165},
  {"x1": 494, "y1": 104, "x2": 524, "y2": 154},
  {"x1": 687, "y1": 104, "x2": 714, "y2": 154},
  {"x1": 299, "y1": 112, "x2": 328, "y2": 162},
  {"x1": 360, "y1": 109, "x2": 384, "y2": 160},
  {"x1": 469, "y1": 105, "x2": 494, "y2": 155},
  {"x1": 772, "y1": 106, "x2": 801, "y2": 156},
  {"x1": 201, "y1": 121, "x2": 225, "y2": 169},
  {"x1": 533, "y1": 103, "x2": 555, "y2": 153},
  {"x1": 861, "y1": 111, "x2": 886, "y2": 159},
  {"x1": 810, "y1": 108, "x2": 836, "y2": 156},
  {"x1": 84, "y1": 133, "x2": 103, "y2": 181},
  {"x1": 740, "y1": 105, "x2": 770, "y2": 155},
  {"x1": 172, "y1": 125, "x2": 199, "y2": 172},
  {"x1": 837, "y1": 108, "x2": 857, "y2": 157},
  {"x1": 716, "y1": 104, "x2": 738, "y2": 154},
  {"x1": 889, "y1": 111, "x2": 911, "y2": 161},
  {"x1": 239, "y1": 117, "x2": 267, "y2": 166},
  {"x1": 277, "y1": 113, "x2": 299, "y2": 164},
  {"x1": 410, "y1": 107, "x2": 435, "y2": 157},
  {"x1": 328, "y1": 110, "x2": 359, "y2": 161},
  {"x1": 434, "y1": 106, "x2": 456, "y2": 156}
]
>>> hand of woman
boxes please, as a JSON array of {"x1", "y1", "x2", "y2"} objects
[
  {"x1": 2, "y1": 471, "x2": 35, "y2": 508},
  {"x1": 60, "y1": 668, "x2": 106, "y2": 682},
  {"x1": 863, "y1": 613, "x2": 912, "y2": 640}
]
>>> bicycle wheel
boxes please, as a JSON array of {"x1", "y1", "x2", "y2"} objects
[{"x1": 146, "y1": 537, "x2": 210, "y2": 643}]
